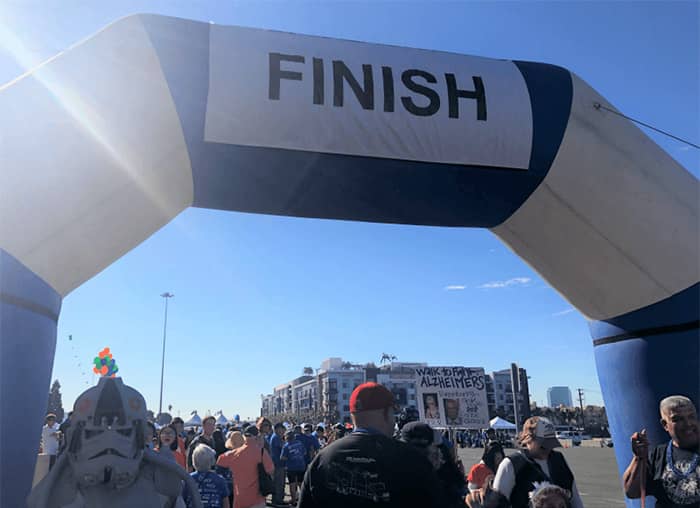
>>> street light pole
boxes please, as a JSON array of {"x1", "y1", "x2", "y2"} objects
[{"x1": 158, "y1": 292, "x2": 174, "y2": 417}]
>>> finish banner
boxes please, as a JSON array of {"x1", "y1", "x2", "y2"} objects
[
  {"x1": 415, "y1": 366, "x2": 489, "y2": 428},
  {"x1": 206, "y1": 25, "x2": 533, "y2": 169}
]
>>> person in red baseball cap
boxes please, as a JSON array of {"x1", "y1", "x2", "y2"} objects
[
  {"x1": 297, "y1": 382, "x2": 445, "y2": 508},
  {"x1": 348, "y1": 382, "x2": 397, "y2": 436}
]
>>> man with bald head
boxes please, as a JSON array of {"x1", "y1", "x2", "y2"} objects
[
  {"x1": 298, "y1": 382, "x2": 444, "y2": 508},
  {"x1": 624, "y1": 395, "x2": 700, "y2": 507}
]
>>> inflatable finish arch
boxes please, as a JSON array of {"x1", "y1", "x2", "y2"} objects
[{"x1": 0, "y1": 14, "x2": 697, "y2": 506}]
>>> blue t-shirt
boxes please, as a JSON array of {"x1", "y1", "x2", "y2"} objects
[
  {"x1": 214, "y1": 464, "x2": 232, "y2": 485},
  {"x1": 309, "y1": 433, "x2": 321, "y2": 450},
  {"x1": 311, "y1": 431, "x2": 325, "y2": 446},
  {"x1": 269, "y1": 433, "x2": 284, "y2": 467},
  {"x1": 296, "y1": 433, "x2": 319, "y2": 463},
  {"x1": 281, "y1": 440, "x2": 308, "y2": 472},
  {"x1": 182, "y1": 471, "x2": 229, "y2": 508}
]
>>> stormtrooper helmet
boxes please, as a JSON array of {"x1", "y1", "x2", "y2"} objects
[{"x1": 65, "y1": 377, "x2": 147, "y2": 489}]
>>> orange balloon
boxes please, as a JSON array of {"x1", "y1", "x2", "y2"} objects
[
  {"x1": 100, "y1": 365, "x2": 108, "y2": 375},
  {"x1": 93, "y1": 367, "x2": 99, "y2": 374},
  {"x1": 104, "y1": 347, "x2": 110, "y2": 355}
]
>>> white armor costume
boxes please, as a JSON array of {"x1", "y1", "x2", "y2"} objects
[{"x1": 28, "y1": 378, "x2": 202, "y2": 508}]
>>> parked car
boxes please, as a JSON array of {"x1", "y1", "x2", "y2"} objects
[
  {"x1": 601, "y1": 438, "x2": 614, "y2": 448},
  {"x1": 556, "y1": 431, "x2": 582, "y2": 446}
]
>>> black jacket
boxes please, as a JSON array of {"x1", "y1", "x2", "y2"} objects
[
  {"x1": 298, "y1": 431, "x2": 446, "y2": 508},
  {"x1": 508, "y1": 450, "x2": 574, "y2": 508},
  {"x1": 186, "y1": 434, "x2": 220, "y2": 471}
]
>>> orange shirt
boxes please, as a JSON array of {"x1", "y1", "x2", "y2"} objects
[
  {"x1": 174, "y1": 448, "x2": 186, "y2": 469},
  {"x1": 177, "y1": 436, "x2": 186, "y2": 454},
  {"x1": 175, "y1": 436, "x2": 187, "y2": 469},
  {"x1": 217, "y1": 441, "x2": 274, "y2": 508}
]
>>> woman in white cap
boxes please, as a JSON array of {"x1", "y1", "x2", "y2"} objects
[{"x1": 489, "y1": 417, "x2": 583, "y2": 508}]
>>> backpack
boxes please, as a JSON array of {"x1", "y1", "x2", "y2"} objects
[{"x1": 258, "y1": 447, "x2": 274, "y2": 496}]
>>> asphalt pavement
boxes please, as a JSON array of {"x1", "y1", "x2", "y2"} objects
[{"x1": 457, "y1": 445, "x2": 627, "y2": 508}]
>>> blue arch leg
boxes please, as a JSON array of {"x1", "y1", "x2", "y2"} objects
[
  {"x1": 592, "y1": 284, "x2": 699, "y2": 508},
  {"x1": 0, "y1": 250, "x2": 61, "y2": 506}
]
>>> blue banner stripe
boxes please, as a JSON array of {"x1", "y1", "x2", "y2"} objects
[
  {"x1": 589, "y1": 282, "x2": 700, "y2": 341},
  {"x1": 0, "y1": 249, "x2": 61, "y2": 316},
  {"x1": 143, "y1": 15, "x2": 573, "y2": 228},
  {"x1": 0, "y1": 292, "x2": 59, "y2": 323},
  {"x1": 593, "y1": 320, "x2": 699, "y2": 346}
]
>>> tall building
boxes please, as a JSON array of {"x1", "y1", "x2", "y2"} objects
[
  {"x1": 317, "y1": 358, "x2": 366, "y2": 423},
  {"x1": 376, "y1": 361, "x2": 427, "y2": 412},
  {"x1": 261, "y1": 358, "x2": 531, "y2": 427},
  {"x1": 292, "y1": 377, "x2": 318, "y2": 416},
  {"x1": 487, "y1": 367, "x2": 531, "y2": 426},
  {"x1": 261, "y1": 359, "x2": 366, "y2": 423},
  {"x1": 260, "y1": 375, "x2": 315, "y2": 420},
  {"x1": 547, "y1": 386, "x2": 573, "y2": 407}
]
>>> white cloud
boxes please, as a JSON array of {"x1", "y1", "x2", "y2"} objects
[
  {"x1": 552, "y1": 307, "x2": 576, "y2": 316},
  {"x1": 477, "y1": 277, "x2": 531, "y2": 289},
  {"x1": 444, "y1": 285, "x2": 466, "y2": 291}
]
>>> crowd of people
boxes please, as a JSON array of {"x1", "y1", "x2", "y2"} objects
[
  {"x1": 40, "y1": 387, "x2": 699, "y2": 508},
  {"x1": 457, "y1": 428, "x2": 514, "y2": 449}
]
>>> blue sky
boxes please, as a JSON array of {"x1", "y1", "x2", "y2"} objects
[{"x1": 1, "y1": 1, "x2": 697, "y2": 420}]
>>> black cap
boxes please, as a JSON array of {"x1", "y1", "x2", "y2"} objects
[
  {"x1": 243, "y1": 425, "x2": 259, "y2": 437},
  {"x1": 400, "y1": 421, "x2": 439, "y2": 447}
]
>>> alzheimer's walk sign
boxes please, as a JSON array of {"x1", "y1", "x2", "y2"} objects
[{"x1": 415, "y1": 367, "x2": 489, "y2": 428}]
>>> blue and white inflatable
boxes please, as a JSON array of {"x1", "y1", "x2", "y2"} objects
[{"x1": 0, "y1": 14, "x2": 697, "y2": 506}]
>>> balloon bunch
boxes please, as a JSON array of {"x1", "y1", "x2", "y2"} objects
[{"x1": 93, "y1": 347, "x2": 119, "y2": 377}]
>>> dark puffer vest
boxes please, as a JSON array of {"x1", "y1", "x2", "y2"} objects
[{"x1": 508, "y1": 450, "x2": 574, "y2": 508}]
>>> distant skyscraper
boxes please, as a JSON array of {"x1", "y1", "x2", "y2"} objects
[{"x1": 547, "y1": 386, "x2": 573, "y2": 407}]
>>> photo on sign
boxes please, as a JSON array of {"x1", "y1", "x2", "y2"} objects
[
  {"x1": 443, "y1": 398, "x2": 462, "y2": 426},
  {"x1": 423, "y1": 393, "x2": 440, "y2": 419}
]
